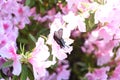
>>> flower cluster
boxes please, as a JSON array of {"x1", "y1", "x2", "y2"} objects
[
  {"x1": 0, "y1": 0, "x2": 73, "y2": 79},
  {"x1": 1, "y1": 0, "x2": 120, "y2": 80},
  {"x1": 81, "y1": 0, "x2": 120, "y2": 80},
  {"x1": 40, "y1": 60, "x2": 71, "y2": 80},
  {"x1": 0, "y1": 0, "x2": 32, "y2": 76}
]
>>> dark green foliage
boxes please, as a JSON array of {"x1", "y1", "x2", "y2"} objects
[
  {"x1": 85, "y1": 13, "x2": 97, "y2": 32},
  {"x1": 20, "y1": 64, "x2": 34, "y2": 80},
  {"x1": 68, "y1": 34, "x2": 96, "y2": 80},
  {"x1": 25, "y1": 0, "x2": 66, "y2": 14},
  {"x1": 17, "y1": 19, "x2": 50, "y2": 52},
  {"x1": 2, "y1": 60, "x2": 13, "y2": 69}
]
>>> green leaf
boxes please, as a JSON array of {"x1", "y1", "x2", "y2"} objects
[
  {"x1": 12, "y1": 75, "x2": 19, "y2": 80},
  {"x1": 40, "y1": 6, "x2": 46, "y2": 14},
  {"x1": 2, "y1": 60, "x2": 13, "y2": 68},
  {"x1": 27, "y1": 66, "x2": 34, "y2": 80},
  {"x1": 30, "y1": 0, "x2": 35, "y2": 7},
  {"x1": 39, "y1": 0, "x2": 43, "y2": 4},
  {"x1": 79, "y1": 77, "x2": 88, "y2": 80},
  {"x1": 29, "y1": 33, "x2": 36, "y2": 43},
  {"x1": 0, "y1": 72, "x2": 2, "y2": 79},
  {"x1": 76, "y1": 62, "x2": 87, "y2": 67},
  {"x1": 17, "y1": 38, "x2": 28, "y2": 44},
  {"x1": 25, "y1": 0, "x2": 35, "y2": 7},
  {"x1": 20, "y1": 64, "x2": 28, "y2": 80},
  {"x1": 25, "y1": 0, "x2": 31, "y2": 6},
  {"x1": 85, "y1": 13, "x2": 97, "y2": 32}
]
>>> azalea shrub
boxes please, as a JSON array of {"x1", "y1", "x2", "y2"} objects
[{"x1": 0, "y1": 0, "x2": 120, "y2": 80}]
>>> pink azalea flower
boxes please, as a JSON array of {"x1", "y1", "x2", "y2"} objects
[
  {"x1": 82, "y1": 25, "x2": 116, "y2": 66},
  {"x1": 63, "y1": 11, "x2": 86, "y2": 32},
  {"x1": 86, "y1": 67, "x2": 110, "y2": 80},
  {"x1": 65, "y1": 0, "x2": 78, "y2": 10},
  {"x1": 96, "y1": 50, "x2": 113, "y2": 66},
  {"x1": 6, "y1": 27, "x2": 18, "y2": 42},
  {"x1": 98, "y1": 27, "x2": 113, "y2": 43},
  {"x1": 2, "y1": 0, "x2": 31, "y2": 29},
  {"x1": 65, "y1": 0, "x2": 95, "y2": 14},
  {"x1": 0, "y1": 1, "x2": 31, "y2": 29},
  {"x1": 66, "y1": 0, "x2": 78, "y2": 13},
  {"x1": 39, "y1": 9, "x2": 56, "y2": 22},
  {"x1": 109, "y1": 64, "x2": 120, "y2": 80},
  {"x1": 47, "y1": 18, "x2": 73, "y2": 60},
  {"x1": 94, "y1": 39, "x2": 114, "y2": 66},
  {"x1": 15, "y1": 6, "x2": 31, "y2": 29},
  {"x1": 71, "y1": 28, "x2": 81, "y2": 39},
  {"x1": 0, "y1": 34, "x2": 8, "y2": 49},
  {"x1": 30, "y1": 7, "x2": 36, "y2": 16},
  {"x1": 0, "y1": 42, "x2": 21, "y2": 76},
  {"x1": 81, "y1": 30, "x2": 99, "y2": 54},
  {"x1": 33, "y1": 8, "x2": 59, "y2": 23},
  {"x1": 47, "y1": 66, "x2": 70, "y2": 80},
  {"x1": 56, "y1": 62, "x2": 71, "y2": 80},
  {"x1": 0, "y1": 0, "x2": 34, "y2": 77},
  {"x1": 58, "y1": 3, "x2": 69, "y2": 14},
  {"x1": 28, "y1": 37, "x2": 55, "y2": 80},
  {"x1": 47, "y1": 60, "x2": 71, "y2": 80},
  {"x1": 85, "y1": 72, "x2": 96, "y2": 80},
  {"x1": 94, "y1": 29, "x2": 115, "y2": 65},
  {"x1": 95, "y1": 0, "x2": 120, "y2": 27}
]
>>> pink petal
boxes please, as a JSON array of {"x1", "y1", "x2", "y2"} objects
[{"x1": 12, "y1": 59, "x2": 21, "y2": 75}]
